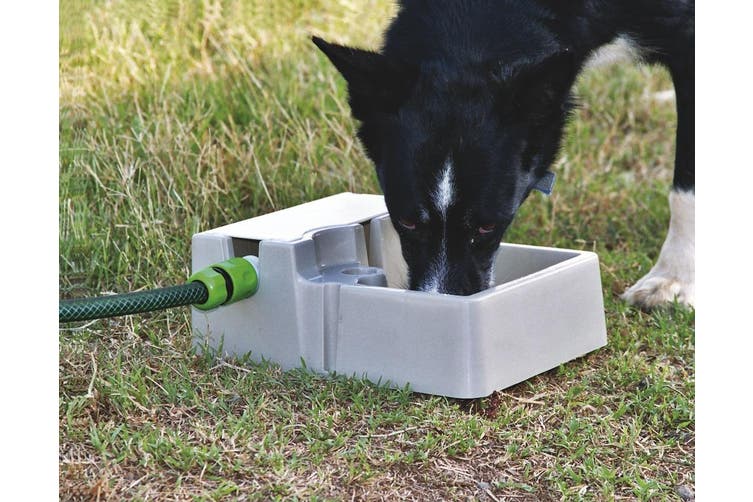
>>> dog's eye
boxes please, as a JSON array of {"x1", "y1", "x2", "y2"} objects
[
  {"x1": 478, "y1": 224, "x2": 496, "y2": 235},
  {"x1": 398, "y1": 218, "x2": 416, "y2": 230}
]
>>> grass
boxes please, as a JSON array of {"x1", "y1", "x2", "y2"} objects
[{"x1": 59, "y1": 0, "x2": 694, "y2": 499}]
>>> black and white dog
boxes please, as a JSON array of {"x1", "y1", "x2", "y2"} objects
[{"x1": 313, "y1": 0, "x2": 694, "y2": 309}]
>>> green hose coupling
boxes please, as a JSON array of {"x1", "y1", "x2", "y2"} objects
[{"x1": 189, "y1": 256, "x2": 260, "y2": 310}]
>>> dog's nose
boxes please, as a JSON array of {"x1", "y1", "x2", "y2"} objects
[
  {"x1": 445, "y1": 286, "x2": 480, "y2": 296},
  {"x1": 414, "y1": 265, "x2": 491, "y2": 296},
  {"x1": 426, "y1": 283, "x2": 481, "y2": 296}
]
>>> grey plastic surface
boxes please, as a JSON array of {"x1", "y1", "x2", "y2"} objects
[{"x1": 192, "y1": 192, "x2": 607, "y2": 398}]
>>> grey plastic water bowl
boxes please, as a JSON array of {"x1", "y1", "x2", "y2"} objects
[{"x1": 191, "y1": 193, "x2": 607, "y2": 398}]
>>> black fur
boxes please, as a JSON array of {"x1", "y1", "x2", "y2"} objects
[{"x1": 314, "y1": 0, "x2": 694, "y2": 295}]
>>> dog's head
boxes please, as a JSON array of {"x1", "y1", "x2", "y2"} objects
[{"x1": 313, "y1": 36, "x2": 577, "y2": 295}]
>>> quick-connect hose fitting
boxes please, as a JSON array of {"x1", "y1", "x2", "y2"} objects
[
  {"x1": 188, "y1": 256, "x2": 260, "y2": 311},
  {"x1": 59, "y1": 256, "x2": 261, "y2": 322}
]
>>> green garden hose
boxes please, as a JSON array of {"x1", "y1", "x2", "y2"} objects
[{"x1": 59, "y1": 256, "x2": 260, "y2": 323}]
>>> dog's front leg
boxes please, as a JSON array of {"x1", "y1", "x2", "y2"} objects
[
  {"x1": 622, "y1": 189, "x2": 694, "y2": 308},
  {"x1": 622, "y1": 58, "x2": 694, "y2": 309}
]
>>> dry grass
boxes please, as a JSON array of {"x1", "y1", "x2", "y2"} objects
[{"x1": 60, "y1": 1, "x2": 694, "y2": 500}]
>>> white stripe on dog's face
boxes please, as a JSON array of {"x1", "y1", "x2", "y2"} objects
[
  {"x1": 421, "y1": 158, "x2": 455, "y2": 293},
  {"x1": 433, "y1": 158, "x2": 455, "y2": 216}
]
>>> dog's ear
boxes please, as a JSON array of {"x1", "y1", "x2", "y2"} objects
[
  {"x1": 488, "y1": 48, "x2": 576, "y2": 122},
  {"x1": 312, "y1": 36, "x2": 417, "y2": 119}
]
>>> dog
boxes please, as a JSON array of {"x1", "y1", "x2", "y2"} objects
[{"x1": 313, "y1": 0, "x2": 694, "y2": 308}]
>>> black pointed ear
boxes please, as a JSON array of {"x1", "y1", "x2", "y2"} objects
[
  {"x1": 312, "y1": 36, "x2": 417, "y2": 120},
  {"x1": 488, "y1": 48, "x2": 577, "y2": 121},
  {"x1": 489, "y1": 48, "x2": 574, "y2": 84}
]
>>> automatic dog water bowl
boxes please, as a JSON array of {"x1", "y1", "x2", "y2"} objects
[{"x1": 192, "y1": 193, "x2": 607, "y2": 398}]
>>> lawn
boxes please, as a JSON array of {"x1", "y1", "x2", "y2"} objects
[{"x1": 59, "y1": 1, "x2": 694, "y2": 499}]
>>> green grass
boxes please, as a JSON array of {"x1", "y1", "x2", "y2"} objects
[{"x1": 60, "y1": 1, "x2": 694, "y2": 499}]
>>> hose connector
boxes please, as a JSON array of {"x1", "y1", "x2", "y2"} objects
[{"x1": 189, "y1": 256, "x2": 260, "y2": 310}]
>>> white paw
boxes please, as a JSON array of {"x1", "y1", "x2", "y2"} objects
[
  {"x1": 622, "y1": 190, "x2": 695, "y2": 310},
  {"x1": 622, "y1": 272, "x2": 694, "y2": 309}
]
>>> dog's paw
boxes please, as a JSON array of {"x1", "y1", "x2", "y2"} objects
[
  {"x1": 622, "y1": 272, "x2": 695, "y2": 309},
  {"x1": 623, "y1": 190, "x2": 695, "y2": 310}
]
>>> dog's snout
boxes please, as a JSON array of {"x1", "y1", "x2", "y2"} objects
[
  {"x1": 414, "y1": 264, "x2": 492, "y2": 296},
  {"x1": 436, "y1": 284, "x2": 479, "y2": 296},
  {"x1": 417, "y1": 281, "x2": 484, "y2": 296}
]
